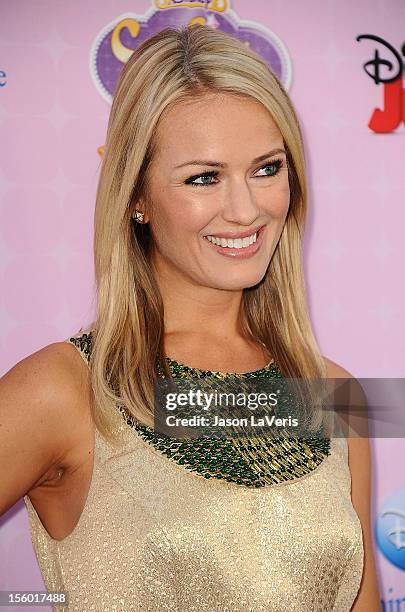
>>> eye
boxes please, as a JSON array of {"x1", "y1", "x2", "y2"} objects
[
  {"x1": 254, "y1": 158, "x2": 284, "y2": 177},
  {"x1": 185, "y1": 171, "x2": 219, "y2": 188}
]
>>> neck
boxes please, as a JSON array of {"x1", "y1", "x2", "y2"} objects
[{"x1": 152, "y1": 256, "x2": 245, "y2": 340}]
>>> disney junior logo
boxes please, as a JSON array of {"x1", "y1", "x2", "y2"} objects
[
  {"x1": 375, "y1": 487, "x2": 405, "y2": 571},
  {"x1": 356, "y1": 34, "x2": 405, "y2": 133}
]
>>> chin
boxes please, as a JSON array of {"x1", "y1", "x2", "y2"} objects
[{"x1": 209, "y1": 270, "x2": 267, "y2": 291}]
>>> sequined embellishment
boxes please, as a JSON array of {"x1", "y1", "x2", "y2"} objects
[
  {"x1": 69, "y1": 330, "x2": 92, "y2": 362},
  {"x1": 68, "y1": 331, "x2": 331, "y2": 488}
]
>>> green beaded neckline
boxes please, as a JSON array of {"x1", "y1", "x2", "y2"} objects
[
  {"x1": 67, "y1": 331, "x2": 331, "y2": 488},
  {"x1": 164, "y1": 355, "x2": 276, "y2": 379}
]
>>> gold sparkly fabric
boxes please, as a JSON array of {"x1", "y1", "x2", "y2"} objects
[{"x1": 23, "y1": 332, "x2": 364, "y2": 611}]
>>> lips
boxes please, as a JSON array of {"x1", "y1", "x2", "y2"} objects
[
  {"x1": 203, "y1": 224, "x2": 266, "y2": 259},
  {"x1": 204, "y1": 224, "x2": 265, "y2": 240}
]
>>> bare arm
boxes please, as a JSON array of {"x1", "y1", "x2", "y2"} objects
[
  {"x1": 0, "y1": 343, "x2": 87, "y2": 517},
  {"x1": 324, "y1": 357, "x2": 381, "y2": 611}
]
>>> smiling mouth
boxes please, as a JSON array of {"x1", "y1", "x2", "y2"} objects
[
  {"x1": 202, "y1": 225, "x2": 267, "y2": 258},
  {"x1": 204, "y1": 225, "x2": 265, "y2": 250}
]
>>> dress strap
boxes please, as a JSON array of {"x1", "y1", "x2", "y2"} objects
[{"x1": 64, "y1": 330, "x2": 93, "y2": 366}]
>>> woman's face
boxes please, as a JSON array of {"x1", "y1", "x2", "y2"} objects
[{"x1": 141, "y1": 92, "x2": 290, "y2": 291}]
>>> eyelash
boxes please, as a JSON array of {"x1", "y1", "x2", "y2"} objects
[{"x1": 184, "y1": 158, "x2": 285, "y2": 188}]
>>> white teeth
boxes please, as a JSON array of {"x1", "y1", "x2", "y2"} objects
[{"x1": 206, "y1": 232, "x2": 257, "y2": 249}]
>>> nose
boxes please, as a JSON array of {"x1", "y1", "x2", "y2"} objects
[{"x1": 221, "y1": 179, "x2": 261, "y2": 227}]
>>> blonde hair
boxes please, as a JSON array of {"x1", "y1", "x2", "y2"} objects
[{"x1": 85, "y1": 24, "x2": 328, "y2": 446}]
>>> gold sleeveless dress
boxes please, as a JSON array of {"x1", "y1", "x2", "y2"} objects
[{"x1": 23, "y1": 332, "x2": 364, "y2": 611}]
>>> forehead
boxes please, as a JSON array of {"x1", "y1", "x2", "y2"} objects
[{"x1": 153, "y1": 92, "x2": 284, "y2": 162}]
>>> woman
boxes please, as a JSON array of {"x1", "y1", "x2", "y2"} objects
[{"x1": 0, "y1": 24, "x2": 380, "y2": 611}]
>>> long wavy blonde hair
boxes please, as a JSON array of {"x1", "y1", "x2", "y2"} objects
[{"x1": 82, "y1": 24, "x2": 328, "y2": 446}]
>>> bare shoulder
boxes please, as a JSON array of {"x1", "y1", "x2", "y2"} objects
[
  {"x1": 322, "y1": 354, "x2": 368, "y2": 424},
  {"x1": 322, "y1": 355, "x2": 354, "y2": 379},
  {"x1": 2, "y1": 340, "x2": 91, "y2": 424},
  {"x1": 0, "y1": 340, "x2": 93, "y2": 516},
  {"x1": 31, "y1": 339, "x2": 93, "y2": 438}
]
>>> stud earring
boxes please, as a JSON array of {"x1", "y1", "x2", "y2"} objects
[{"x1": 133, "y1": 210, "x2": 145, "y2": 223}]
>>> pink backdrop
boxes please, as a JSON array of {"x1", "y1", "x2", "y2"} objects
[{"x1": 0, "y1": 1, "x2": 404, "y2": 609}]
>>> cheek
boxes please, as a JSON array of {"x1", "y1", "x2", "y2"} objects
[
  {"x1": 149, "y1": 191, "x2": 212, "y2": 246},
  {"x1": 261, "y1": 181, "x2": 290, "y2": 219}
]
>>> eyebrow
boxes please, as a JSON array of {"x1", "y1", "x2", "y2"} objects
[{"x1": 174, "y1": 147, "x2": 287, "y2": 169}]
